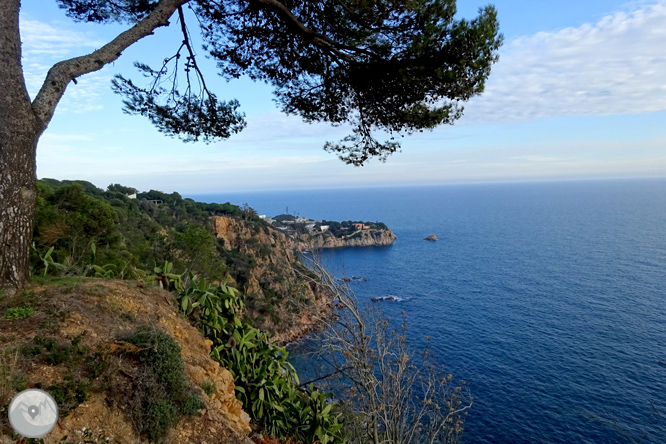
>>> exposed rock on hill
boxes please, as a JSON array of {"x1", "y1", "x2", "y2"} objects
[
  {"x1": 211, "y1": 216, "x2": 331, "y2": 343},
  {"x1": 295, "y1": 228, "x2": 397, "y2": 249},
  {"x1": 0, "y1": 279, "x2": 251, "y2": 444}
]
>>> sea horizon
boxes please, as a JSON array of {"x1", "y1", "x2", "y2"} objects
[{"x1": 187, "y1": 175, "x2": 666, "y2": 199}]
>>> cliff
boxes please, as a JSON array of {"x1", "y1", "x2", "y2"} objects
[
  {"x1": 295, "y1": 228, "x2": 397, "y2": 250},
  {"x1": 0, "y1": 279, "x2": 252, "y2": 444},
  {"x1": 208, "y1": 216, "x2": 394, "y2": 341},
  {"x1": 211, "y1": 216, "x2": 331, "y2": 343}
]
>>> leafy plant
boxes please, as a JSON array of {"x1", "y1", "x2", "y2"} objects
[
  {"x1": 178, "y1": 276, "x2": 242, "y2": 342},
  {"x1": 86, "y1": 263, "x2": 117, "y2": 278},
  {"x1": 31, "y1": 243, "x2": 67, "y2": 276},
  {"x1": 152, "y1": 261, "x2": 183, "y2": 291},
  {"x1": 177, "y1": 278, "x2": 345, "y2": 443},
  {"x1": 3, "y1": 306, "x2": 34, "y2": 320}
]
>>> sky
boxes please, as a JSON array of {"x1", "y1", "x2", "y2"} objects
[{"x1": 19, "y1": 0, "x2": 666, "y2": 193}]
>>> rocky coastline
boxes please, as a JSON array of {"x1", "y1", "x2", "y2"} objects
[{"x1": 294, "y1": 228, "x2": 397, "y2": 250}]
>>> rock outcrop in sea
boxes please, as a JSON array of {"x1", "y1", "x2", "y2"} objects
[{"x1": 424, "y1": 234, "x2": 438, "y2": 241}]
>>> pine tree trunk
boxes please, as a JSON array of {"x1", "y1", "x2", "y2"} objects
[
  {"x1": 0, "y1": 133, "x2": 38, "y2": 293},
  {"x1": 0, "y1": 0, "x2": 40, "y2": 293}
]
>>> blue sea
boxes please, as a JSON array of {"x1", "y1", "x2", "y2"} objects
[{"x1": 191, "y1": 178, "x2": 666, "y2": 444}]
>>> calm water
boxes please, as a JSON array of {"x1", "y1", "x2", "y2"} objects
[{"x1": 191, "y1": 179, "x2": 666, "y2": 444}]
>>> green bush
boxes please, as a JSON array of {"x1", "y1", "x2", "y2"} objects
[
  {"x1": 178, "y1": 279, "x2": 345, "y2": 444},
  {"x1": 123, "y1": 326, "x2": 204, "y2": 443}
]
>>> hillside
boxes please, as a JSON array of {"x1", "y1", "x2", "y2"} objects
[
  {"x1": 31, "y1": 179, "x2": 330, "y2": 341},
  {"x1": 0, "y1": 278, "x2": 251, "y2": 443},
  {"x1": 8, "y1": 179, "x2": 378, "y2": 443}
]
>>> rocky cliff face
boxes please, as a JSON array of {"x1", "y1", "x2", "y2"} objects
[
  {"x1": 211, "y1": 216, "x2": 331, "y2": 343},
  {"x1": 295, "y1": 228, "x2": 397, "y2": 249}
]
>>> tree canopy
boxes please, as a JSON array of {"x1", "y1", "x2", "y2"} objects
[{"x1": 60, "y1": 0, "x2": 502, "y2": 164}]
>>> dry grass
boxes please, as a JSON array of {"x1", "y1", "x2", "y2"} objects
[{"x1": 0, "y1": 348, "x2": 20, "y2": 404}]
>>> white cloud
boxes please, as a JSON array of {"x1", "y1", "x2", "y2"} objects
[
  {"x1": 38, "y1": 133, "x2": 93, "y2": 154},
  {"x1": 21, "y1": 19, "x2": 104, "y2": 57},
  {"x1": 463, "y1": 1, "x2": 666, "y2": 123},
  {"x1": 511, "y1": 156, "x2": 573, "y2": 163},
  {"x1": 20, "y1": 18, "x2": 109, "y2": 108}
]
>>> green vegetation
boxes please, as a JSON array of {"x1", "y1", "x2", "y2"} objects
[
  {"x1": 274, "y1": 214, "x2": 297, "y2": 222},
  {"x1": 31, "y1": 178, "x2": 319, "y2": 335},
  {"x1": 121, "y1": 326, "x2": 205, "y2": 443},
  {"x1": 31, "y1": 179, "x2": 263, "y2": 284},
  {"x1": 3, "y1": 306, "x2": 33, "y2": 320},
  {"x1": 178, "y1": 278, "x2": 344, "y2": 443}
]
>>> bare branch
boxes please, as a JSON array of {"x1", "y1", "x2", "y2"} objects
[
  {"x1": 177, "y1": 6, "x2": 211, "y2": 97},
  {"x1": 31, "y1": 0, "x2": 190, "y2": 132},
  {"x1": 298, "y1": 252, "x2": 473, "y2": 444}
]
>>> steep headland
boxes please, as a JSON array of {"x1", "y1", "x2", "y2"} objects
[
  {"x1": 264, "y1": 215, "x2": 397, "y2": 250},
  {"x1": 295, "y1": 228, "x2": 397, "y2": 249},
  {"x1": 210, "y1": 215, "x2": 330, "y2": 343}
]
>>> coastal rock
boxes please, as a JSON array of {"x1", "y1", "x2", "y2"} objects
[
  {"x1": 424, "y1": 234, "x2": 438, "y2": 241},
  {"x1": 295, "y1": 228, "x2": 397, "y2": 249},
  {"x1": 210, "y1": 216, "x2": 332, "y2": 344},
  {"x1": 371, "y1": 296, "x2": 397, "y2": 302}
]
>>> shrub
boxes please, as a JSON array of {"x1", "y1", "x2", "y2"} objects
[
  {"x1": 200, "y1": 380, "x2": 216, "y2": 396},
  {"x1": 122, "y1": 326, "x2": 204, "y2": 443},
  {"x1": 178, "y1": 279, "x2": 345, "y2": 444}
]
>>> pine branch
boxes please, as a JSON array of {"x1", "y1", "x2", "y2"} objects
[{"x1": 31, "y1": 0, "x2": 190, "y2": 132}]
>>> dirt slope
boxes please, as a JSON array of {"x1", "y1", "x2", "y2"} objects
[{"x1": 0, "y1": 278, "x2": 252, "y2": 444}]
